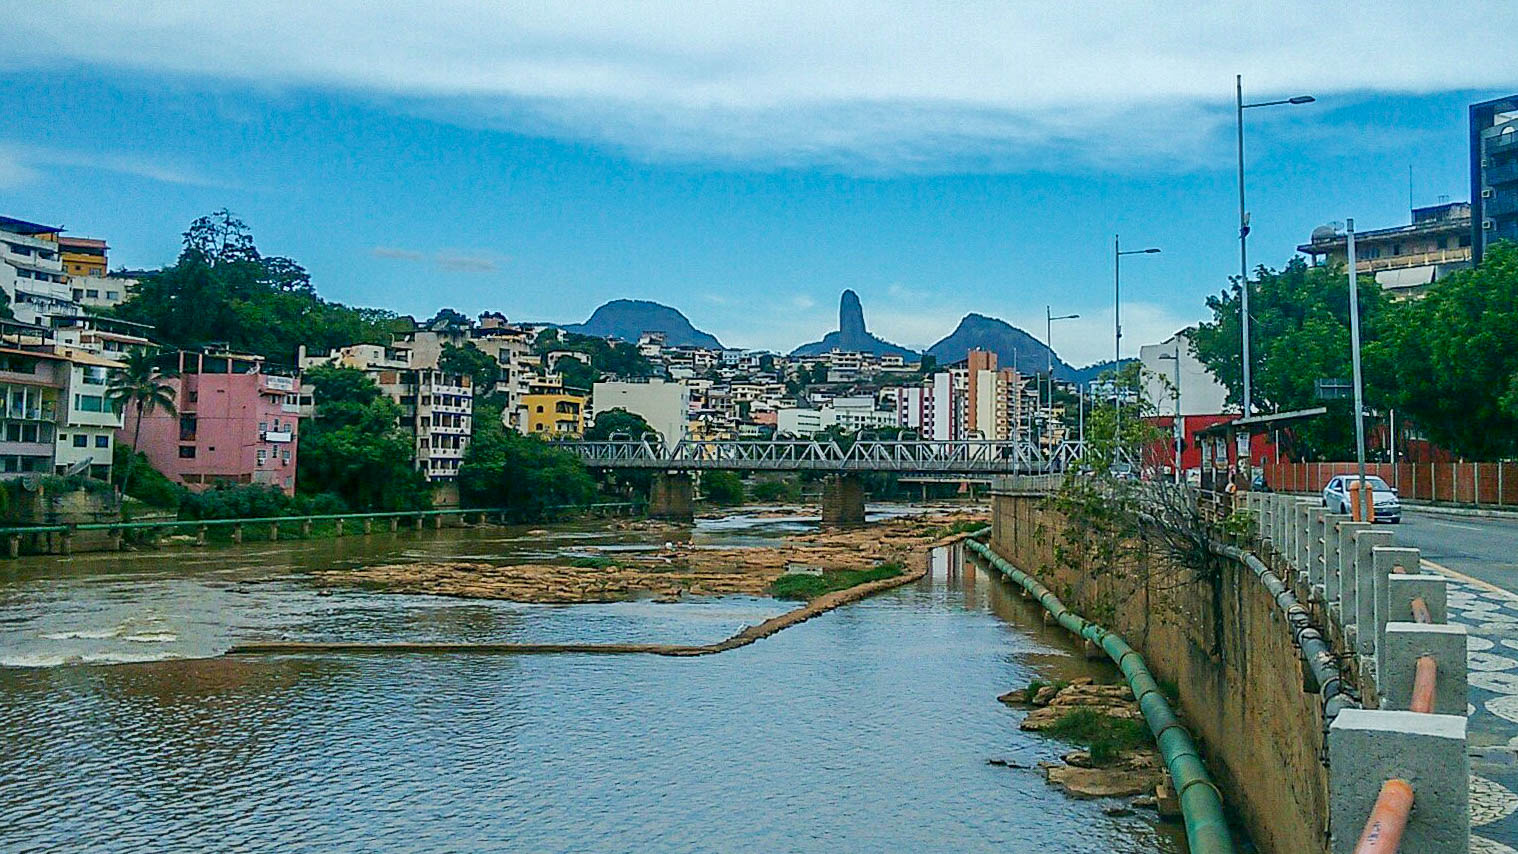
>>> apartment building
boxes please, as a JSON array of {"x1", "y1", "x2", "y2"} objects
[
  {"x1": 126, "y1": 349, "x2": 305, "y2": 494},
  {"x1": 0, "y1": 345, "x2": 66, "y2": 476},
  {"x1": 54, "y1": 350, "x2": 124, "y2": 481},
  {"x1": 1297, "y1": 202, "x2": 1473, "y2": 298},
  {"x1": 0, "y1": 216, "x2": 80, "y2": 328},
  {"x1": 591, "y1": 378, "x2": 689, "y2": 447},
  {"x1": 1472, "y1": 95, "x2": 1518, "y2": 263}
]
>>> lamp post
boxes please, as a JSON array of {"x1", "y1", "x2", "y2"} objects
[
  {"x1": 1114, "y1": 237, "x2": 1161, "y2": 436},
  {"x1": 1158, "y1": 347, "x2": 1182, "y2": 484},
  {"x1": 1346, "y1": 218, "x2": 1369, "y2": 518},
  {"x1": 1046, "y1": 306, "x2": 1079, "y2": 464},
  {"x1": 1237, "y1": 75, "x2": 1315, "y2": 418}
]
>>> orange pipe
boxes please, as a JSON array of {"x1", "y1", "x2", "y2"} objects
[
  {"x1": 1410, "y1": 655, "x2": 1437, "y2": 714},
  {"x1": 1410, "y1": 597, "x2": 1432, "y2": 624},
  {"x1": 1354, "y1": 779, "x2": 1414, "y2": 854}
]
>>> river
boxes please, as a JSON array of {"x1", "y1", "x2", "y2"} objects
[{"x1": 0, "y1": 507, "x2": 1185, "y2": 853}]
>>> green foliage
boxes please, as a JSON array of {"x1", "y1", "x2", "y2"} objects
[
  {"x1": 111, "y1": 445, "x2": 184, "y2": 509},
  {"x1": 750, "y1": 478, "x2": 800, "y2": 503},
  {"x1": 439, "y1": 342, "x2": 501, "y2": 395},
  {"x1": 768, "y1": 561, "x2": 905, "y2": 600},
  {"x1": 1020, "y1": 678, "x2": 1069, "y2": 704},
  {"x1": 926, "y1": 519, "x2": 988, "y2": 539},
  {"x1": 296, "y1": 365, "x2": 433, "y2": 511},
  {"x1": 179, "y1": 484, "x2": 346, "y2": 520},
  {"x1": 1191, "y1": 258, "x2": 1389, "y2": 459},
  {"x1": 1367, "y1": 242, "x2": 1518, "y2": 458},
  {"x1": 458, "y1": 400, "x2": 597, "y2": 521},
  {"x1": 585, "y1": 407, "x2": 655, "y2": 442},
  {"x1": 1042, "y1": 707, "x2": 1151, "y2": 766},
  {"x1": 534, "y1": 328, "x2": 658, "y2": 382},
  {"x1": 106, "y1": 349, "x2": 180, "y2": 497},
  {"x1": 702, "y1": 470, "x2": 744, "y2": 505},
  {"x1": 568, "y1": 556, "x2": 618, "y2": 569},
  {"x1": 111, "y1": 210, "x2": 399, "y2": 364}
]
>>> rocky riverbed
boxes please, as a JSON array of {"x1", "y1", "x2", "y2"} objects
[{"x1": 312, "y1": 509, "x2": 987, "y2": 604}]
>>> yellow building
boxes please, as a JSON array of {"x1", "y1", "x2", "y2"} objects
[
  {"x1": 58, "y1": 236, "x2": 108, "y2": 278},
  {"x1": 522, "y1": 393, "x2": 585, "y2": 436}
]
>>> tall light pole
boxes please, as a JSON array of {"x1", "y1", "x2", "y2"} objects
[
  {"x1": 1158, "y1": 347, "x2": 1182, "y2": 484},
  {"x1": 1346, "y1": 218, "x2": 1369, "y2": 518},
  {"x1": 1114, "y1": 237, "x2": 1161, "y2": 436},
  {"x1": 1046, "y1": 306, "x2": 1079, "y2": 458},
  {"x1": 1237, "y1": 76, "x2": 1315, "y2": 417}
]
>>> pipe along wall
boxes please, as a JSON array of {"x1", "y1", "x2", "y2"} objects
[{"x1": 964, "y1": 537, "x2": 1236, "y2": 854}]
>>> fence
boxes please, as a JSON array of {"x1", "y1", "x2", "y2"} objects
[
  {"x1": 1264, "y1": 461, "x2": 1518, "y2": 506},
  {"x1": 1244, "y1": 492, "x2": 1469, "y2": 853},
  {"x1": 0, "y1": 502, "x2": 644, "y2": 557}
]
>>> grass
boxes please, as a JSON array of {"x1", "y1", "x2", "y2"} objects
[
  {"x1": 1043, "y1": 707, "x2": 1152, "y2": 766},
  {"x1": 769, "y1": 561, "x2": 906, "y2": 600},
  {"x1": 1020, "y1": 678, "x2": 1069, "y2": 704},
  {"x1": 925, "y1": 520, "x2": 988, "y2": 539},
  {"x1": 568, "y1": 556, "x2": 618, "y2": 569}
]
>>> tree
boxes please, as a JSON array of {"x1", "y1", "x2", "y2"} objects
[
  {"x1": 557, "y1": 357, "x2": 597, "y2": 392},
  {"x1": 457, "y1": 398, "x2": 596, "y2": 520},
  {"x1": 439, "y1": 342, "x2": 501, "y2": 399},
  {"x1": 1369, "y1": 242, "x2": 1518, "y2": 458},
  {"x1": 702, "y1": 471, "x2": 744, "y2": 505},
  {"x1": 296, "y1": 365, "x2": 432, "y2": 510},
  {"x1": 1191, "y1": 258, "x2": 1390, "y2": 459},
  {"x1": 104, "y1": 350, "x2": 178, "y2": 498},
  {"x1": 585, "y1": 408, "x2": 656, "y2": 442}
]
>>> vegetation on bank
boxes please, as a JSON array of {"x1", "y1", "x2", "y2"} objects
[
  {"x1": 1042, "y1": 707, "x2": 1151, "y2": 766},
  {"x1": 768, "y1": 561, "x2": 905, "y2": 600}
]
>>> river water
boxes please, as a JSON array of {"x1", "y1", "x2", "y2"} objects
[{"x1": 0, "y1": 508, "x2": 1185, "y2": 853}]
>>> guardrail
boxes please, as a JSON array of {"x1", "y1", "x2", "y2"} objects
[
  {"x1": 1242, "y1": 492, "x2": 1468, "y2": 853},
  {"x1": 0, "y1": 502, "x2": 645, "y2": 557},
  {"x1": 559, "y1": 437, "x2": 1087, "y2": 474}
]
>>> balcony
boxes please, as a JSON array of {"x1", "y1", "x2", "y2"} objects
[
  {"x1": 1488, "y1": 132, "x2": 1518, "y2": 155},
  {"x1": 261, "y1": 430, "x2": 294, "y2": 443},
  {"x1": 1354, "y1": 247, "x2": 1471, "y2": 274},
  {"x1": 1486, "y1": 162, "x2": 1518, "y2": 187},
  {"x1": 1487, "y1": 192, "x2": 1518, "y2": 219}
]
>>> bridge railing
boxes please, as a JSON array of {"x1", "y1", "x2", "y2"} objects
[{"x1": 561, "y1": 438, "x2": 1087, "y2": 473}]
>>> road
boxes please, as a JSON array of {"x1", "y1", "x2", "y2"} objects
[{"x1": 1396, "y1": 509, "x2": 1518, "y2": 594}]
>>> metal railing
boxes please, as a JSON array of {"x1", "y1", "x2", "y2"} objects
[{"x1": 559, "y1": 437, "x2": 1086, "y2": 474}]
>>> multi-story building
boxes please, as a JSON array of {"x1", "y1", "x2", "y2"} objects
[
  {"x1": 1297, "y1": 202, "x2": 1473, "y2": 298},
  {"x1": 0, "y1": 216, "x2": 80, "y2": 328},
  {"x1": 522, "y1": 391, "x2": 585, "y2": 436},
  {"x1": 1472, "y1": 95, "x2": 1518, "y2": 264},
  {"x1": 53, "y1": 315, "x2": 154, "y2": 359},
  {"x1": 0, "y1": 344, "x2": 66, "y2": 476},
  {"x1": 591, "y1": 378, "x2": 689, "y2": 447},
  {"x1": 54, "y1": 350, "x2": 123, "y2": 481},
  {"x1": 124, "y1": 349, "x2": 305, "y2": 494}
]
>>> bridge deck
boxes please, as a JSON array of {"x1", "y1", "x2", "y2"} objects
[{"x1": 559, "y1": 439, "x2": 1085, "y2": 474}]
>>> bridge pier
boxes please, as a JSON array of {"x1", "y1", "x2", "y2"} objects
[
  {"x1": 820, "y1": 474, "x2": 866, "y2": 527},
  {"x1": 649, "y1": 472, "x2": 695, "y2": 523}
]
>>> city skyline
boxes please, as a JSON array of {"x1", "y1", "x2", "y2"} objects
[{"x1": 2, "y1": 4, "x2": 1515, "y2": 363}]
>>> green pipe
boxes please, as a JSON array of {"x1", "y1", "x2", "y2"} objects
[{"x1": 963, "y1": 538, "x2": 1236, "y2": 854}]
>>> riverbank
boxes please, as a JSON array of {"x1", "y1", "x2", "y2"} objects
[{"x1": 312, "y1": 509, "x2": 986, "y2": 604}]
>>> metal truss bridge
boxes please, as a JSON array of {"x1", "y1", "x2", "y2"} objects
[{"x1": 559, "y1": 438, "x2": 1086, "y2": 475}]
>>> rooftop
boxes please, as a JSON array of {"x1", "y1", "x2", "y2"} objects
[{"x1": 0, "y1": 215, "x2": 63, "y2": 238}]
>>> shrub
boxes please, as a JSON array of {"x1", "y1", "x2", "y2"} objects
[
  {"x1": 702, "y1": 471, "x2": 744, "y2": 505},
  {"x1": 768, "y1": 561, "x2": 905, "y2": 600},
  {"x1": 1043, "y1": 707, "x2": 1151, "y2": 766},
  {"x1": 750, "y1": 479, "x2": 799, "y2": 503}
]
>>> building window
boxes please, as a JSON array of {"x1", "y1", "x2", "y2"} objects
[
  {"x1": 95, "y1": 435, "x2": 109, "y2": 448},
  {"x1": 106, "y1": 291, "x2": 118, "y2": 300},
  {"x1": 178, "y1": 446, "x2": 196, "y2": 458},
  {"x1": 75, "y1": 394, "x2": 105, "y2": 412},
  {"x1": 73, "y1": 435, "x2": 88, "y2": 448},
  {"x1": 282, "y1": 449, "x2": 290, "y2": 461},
  {"x1": 257, "y1": 449, "x2": 267, "y2": 464},
  {"x1": 259, "y1": 421, "x2": 267, "y2": 432}
]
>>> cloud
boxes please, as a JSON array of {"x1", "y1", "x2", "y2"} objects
[
  {"x1": 4, "y1": 2, "x2": 1514, "y2": 171},
  {"x1": 371, "y1": 245, "x2": 506, "y2": 274},
  {"x1": 0, "y1": 142, "x2": 231, "y2": 188}
]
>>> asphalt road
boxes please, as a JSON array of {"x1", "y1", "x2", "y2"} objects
[{"x1": 1395, "y1": 509, "x2": 1518, "y2": 594}]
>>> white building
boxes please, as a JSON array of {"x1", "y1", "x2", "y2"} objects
[
  {"x1": 0, "y1": 216, "x2": 81, "y2": 328},
  {"x1": 54, "y1": 350, "x2": 123, "y2": 480},
  {"x1": 591, "y1": 378, "x2": 690, "y2": 448},
  {"x1": 1138, "y1": 332, "x2": 1229, "y2": 417}
]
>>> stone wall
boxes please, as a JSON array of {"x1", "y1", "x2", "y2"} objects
[{"x1": 990, "y1": 491, "x2": 1330, "y2": 854}]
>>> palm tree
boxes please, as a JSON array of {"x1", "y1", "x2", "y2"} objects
[{"x1": 105, "y1": 350, "x2": 178, "y2": 499}]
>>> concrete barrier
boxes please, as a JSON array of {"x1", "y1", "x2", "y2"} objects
[{"x1": 1328, "y1": 709, "x2": 1468, "y2": 854}]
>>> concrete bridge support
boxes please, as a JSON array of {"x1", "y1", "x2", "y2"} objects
[
  {"x1": 820, "y1": 474, "x2": 866, "y2": 527},
  {"x1": 649, "y1": 472, "x2": 695, "y2": 522}
]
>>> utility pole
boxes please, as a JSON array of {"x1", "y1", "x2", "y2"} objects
[{"x1": 1347, "y1": 218, "x2": 1369, "y2": 518}]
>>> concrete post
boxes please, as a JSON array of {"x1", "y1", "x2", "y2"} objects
[
  {"x1": 1354, "y1": 530, "x2": 1395, "y2": 657},
  {"x1": 389, "y1": 517, "x2": 399, "y2": 532},
  {"x1": 1386, "y1": 573, "x2": 1447, "y2": 624},
  {"x1": 434, "y1": 514, "x2": 443, "y2": 529},
  {"x1": 1307, "y1": 508, "x2": 1327, "y2": 590},
  {"x1": 1381, "y1": 622, "x2": 1467, "y2": 715},
  {"x1": 269, "y1": 523, "x2": 279, "y2": 541},
  {"x1": 821, "y1": 474, "x2": 866, "y2": 527},
  {"x1": 301, "y1": 519, "x2": 312, "y2": 537},
  {"x1": 649, "y1": 472, "x2": 696, "y2": 523},
  {"x1": 1335, "y1": 521, "x2": 1373, "y2": 627},
  {"x1": 335, "y1": 519, "x2": 344, "y2": 536},
  {"x1": 231, "y1": 524, "x2": 243, "y2": 544},
  {"x1": 1319, "y1": 513, "x2": 1350, "y2": 603},
  {"x1": 59, "y1": 532, "x2": 72, "y2": 555},
  {"x1": 110, "y1": 528, "x2": 122, "y2": 551},
  {"x1": 363, "y1": 518, "x2": 372, "y2": 535},
  {"x1": 1373, "y1": 547, "x2": 1423, "y2": 679},
  {"x1": 1328, "y1": 709, "x2": 1468, "y2": 854},
  {"x1": 1296, "y1": 501, "x2": 1315, "y2": 583},
  {"x1": 7, "y1": 534, "x2": 19, "y2": 558},
  {"x1": 196, "y1": 525, "x2": 207, "y2": 546}
]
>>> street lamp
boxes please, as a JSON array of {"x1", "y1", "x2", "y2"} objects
[
  {"x1": 1114, "y1": 237, "x2": 1161, "y2": 435},
  {"x1": 1237, "y1": 75, "x2": 1315, "y2": 418},
  {"x1": 1158, "y1": 347, "x2": 1182, "y2": 484},
  {"x1": 1045, "y1": 306, "x2": 1079, "y2": 413},
  {"x1": 1345, "y1": 218, "x2": 1369, "y2": 518}
]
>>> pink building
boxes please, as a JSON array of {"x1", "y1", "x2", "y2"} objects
[{"x1": 123, "y1": 349, "x2": 305, "y2": 495}]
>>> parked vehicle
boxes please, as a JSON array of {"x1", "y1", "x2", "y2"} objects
[
  {"x1": 1250, "y1": 473, "x2": 1272, "y2": 493},
  {"x1": 1321, "y1": 474, "x2": 1401, "y2": 523}
]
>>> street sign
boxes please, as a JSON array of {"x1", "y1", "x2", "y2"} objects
[{"x1": 1315, "y1": 378, "x2": 1353, "y2": 400}]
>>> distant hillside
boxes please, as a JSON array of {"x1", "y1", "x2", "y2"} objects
[
  {"x1": 925, "y1": 313, "x2": 1074, "y2": 379},
  {"x1": 790, "y1": 290, "x2": 920, "y2": 360},
  {"x1": 1069, "y1": 358, "x2": 1137, "y2": 385},
  {"x1": 562, "y1": 299, "x2": 723, "y2": 349}
]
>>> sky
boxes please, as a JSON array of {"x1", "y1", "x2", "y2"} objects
[{"x1": 1, "y1": 2, "x2": 1514, "y2": 366}]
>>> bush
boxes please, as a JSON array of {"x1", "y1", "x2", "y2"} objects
[
  {"x1": 1043, "y1": 707, "x2": 1151, "y2": 766},
  {"x1": 112, "y1": 445, "x2": 185, "y2": 509},
  {"x1": 702, "y1": 471, "x2": 744, "y2": 505},
  {"x1": 750, "y1": 479, "x2": 799, "y2": 503},
  {"x1": 768, "y1": 561, "x2": 905, "y2": 600}
]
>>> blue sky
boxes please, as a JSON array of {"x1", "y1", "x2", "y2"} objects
[{"x1": 2, "y1": 3, "x2": 1514, "y2": 365}]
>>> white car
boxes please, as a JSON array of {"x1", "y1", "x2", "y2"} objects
[{"x1": 1321, "y1": 474, "x2": 1401, "y2": 523}]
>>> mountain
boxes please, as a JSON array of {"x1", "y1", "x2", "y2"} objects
[
  {"x1": 562, "y1": 299, "x2": 723, "y2": 349},
  {"x1": 925, "y1": 313, "x2": 1075, "y2": 379},
  {"x1": 1069, "y1": 358, "x2": 1137, "y2": 385},
  {"x1": 790, "y1": 290, "x2": 920, "y2": 360}
]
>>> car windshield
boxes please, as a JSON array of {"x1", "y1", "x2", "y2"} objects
[{"x1": 1339, "y1": 475, "x2": 1392, "y2": 491}]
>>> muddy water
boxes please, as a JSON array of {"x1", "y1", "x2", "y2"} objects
[{"x1": 0, "y1": 508, "x2": 1184, "y2": 853}]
